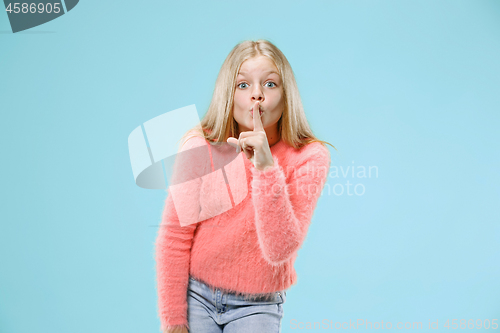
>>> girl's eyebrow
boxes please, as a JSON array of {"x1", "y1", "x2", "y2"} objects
[{"x1": 238, "y1": 70, "x2": 279, "y2": 76}]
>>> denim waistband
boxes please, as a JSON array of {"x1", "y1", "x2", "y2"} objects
[{"x1": 188, "y1": 276, "x2": 286, "y2": 306}]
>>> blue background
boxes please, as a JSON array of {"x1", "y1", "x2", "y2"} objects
[{"x1": 1, "y1": 1, "x2": 499, "y2": 332}]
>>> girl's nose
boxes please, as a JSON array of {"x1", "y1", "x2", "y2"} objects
[{"x1": 251, "y1": 86, "x2": 264, "y2": 102}]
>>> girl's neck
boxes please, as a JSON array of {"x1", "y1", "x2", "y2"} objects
[{"x1": 267, "y1": 132, "x2": 281, "y2": 147}]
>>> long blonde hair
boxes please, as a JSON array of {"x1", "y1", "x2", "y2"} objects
[{"x1": 181, "y1": 39, "x2": 336, "y2": 150}]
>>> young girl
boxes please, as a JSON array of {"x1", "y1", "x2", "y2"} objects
[{"x1": 155, "y1": 39, "x2": 335, "y2": 333}]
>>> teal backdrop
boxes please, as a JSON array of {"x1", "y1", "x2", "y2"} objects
[{"x1": 1, "y1": 1, "x2": 499, "y2": 332}]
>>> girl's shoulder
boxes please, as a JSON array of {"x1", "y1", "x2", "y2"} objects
[
  {"x1": 292, "y1": 140, "x2": 331, "y2": 166},
  {"x1": 179, "y1": 129, "x2": 209, "y2": 152}
]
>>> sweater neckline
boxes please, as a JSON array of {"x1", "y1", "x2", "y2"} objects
[{"x1": 269, "y1": 137, "x2": 288, "y2": 156}]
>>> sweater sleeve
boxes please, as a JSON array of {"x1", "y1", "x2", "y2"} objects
[
  {"x1": 154, "y1": 134, "x2": 207, "y2": 332},
  {"x1": 250, "y1": 143, "x2": 331, "y2": 266}
]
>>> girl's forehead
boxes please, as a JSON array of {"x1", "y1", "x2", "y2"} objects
[
  {"x1": 237, "y1": 69, "x2": 280, "y2": 77},
  {"x1": 238, "y1": 56, "x2": 279, "y2": 74}
]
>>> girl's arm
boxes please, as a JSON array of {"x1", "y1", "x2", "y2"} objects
[
  {"x1": 155, "y1": 134, "x2": 206, "y2": 331},
  {"x1": 250, "y1": 142, "x2": 331, "y2": 265},
  {"x1": 155, "y1": 192, "x2": 197, "y2": 331}
]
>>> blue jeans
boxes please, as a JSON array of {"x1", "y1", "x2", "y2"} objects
[{"x1": 187, "y1": 276, "x2": 287, "y2": 333}]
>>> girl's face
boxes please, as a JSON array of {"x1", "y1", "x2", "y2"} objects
[{"x1": 233, "y1": 56, "x2": 284, "y2": 137}]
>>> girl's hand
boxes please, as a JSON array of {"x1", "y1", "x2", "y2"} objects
[
  {"x1": 163, "y1": 326, "x2": 188, "y2": 333},
  {"x1": 227, "y1": 101, "x2": 275, "y2": 171}
]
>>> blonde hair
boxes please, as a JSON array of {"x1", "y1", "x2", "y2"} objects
[{"x1": 181, "y1": 39, "x2": 336, "y2": 151}]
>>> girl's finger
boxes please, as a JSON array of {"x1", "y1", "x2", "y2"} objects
[
  {"x1": 239, "y1": 137, "x2": 246, "y2": 150},
  {"x1": 241, "y1": 138, "x2": 254, "y2": 159},
  {"x1": 226, "y1": 137, "x2": 239, "y2": 152},
  {"x1": 238, "y1": 137, "x2": 242, "y2": 153},
  {"x1": 238, "y1": 134, "x2": 254, "y2": 153},
  {"x1": 252, "y1": 101, "x2": 264, "y2": 132}
]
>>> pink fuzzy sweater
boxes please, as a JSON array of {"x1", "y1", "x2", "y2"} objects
[{"x1": 155, "y1": 134, "x2": 330, "y2": 331}]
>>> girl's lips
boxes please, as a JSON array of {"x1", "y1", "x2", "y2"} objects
[{"x1": 250, "y1": 109, "x2": 264, "y2": 116}]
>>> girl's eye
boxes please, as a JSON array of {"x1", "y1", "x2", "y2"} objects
[{"x1": 237, "y1": 81, "x2": 276, "y2": 89}]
